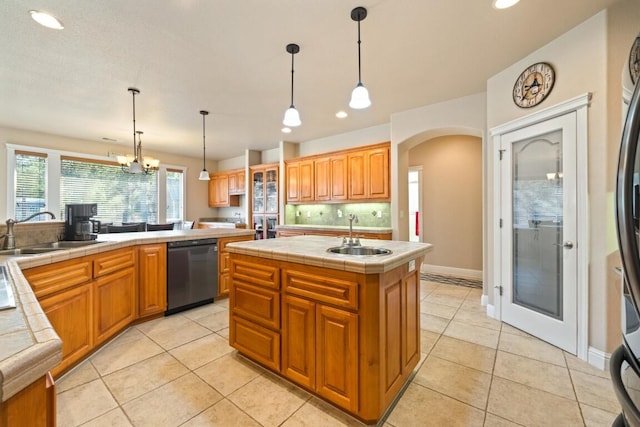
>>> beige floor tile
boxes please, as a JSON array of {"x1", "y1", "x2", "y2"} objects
[
  {"x1": 421, "y1": 300, "x2": 458, "y2": 319},
  {"x1": 431, "y1": 336, "x2": 496, "y2": 373},
  {"x1": 420, "y1": 313, "x2": 450, "y2": 334},
  {"x1": 121, "y1": 373, "x2": 223, "y2": 426},
  {"x1": 433, "y1": 286, "x2": 471, "y2": 298},
  {"x1": 420, "y1": 280, "x2": 440, "y2": 296},
  {"x1": 228, "y1": 374, "x2": 310, "y2": 427},
  {"x1": 483, "y1": 413, "x2": 522, "y2": 426},
  {"x1": 195, "y1": 352, "x2": 262, "y2": 396},
  {"x1": 102, "y1": 352, "x2": 189, "y2": 404},
  {"x1": 421, "y1": 329, "x2": 441, "y2": 354},
  {"x1": 444, "y1": 320, "x2": 500, "y2": 349},
  {"x1": 564, "y1": 352, "x2": 611, "y2": 379},
  {"x1": 90, "y1": 328, "x2": 164, "y2": 375},
  {"x1": 136, "y1": 314, "x2": 212, "y2": 350},
  {"x1": 216, "y1": 298, "x2": 230, "y2": 309},
  {"x1": 180, "y1": 301, "x2": 227, "y2": 321},
  {"x1": 282, "y1": 397, "x2": 365, "y2": 426},
  {"x1": 570, "y1": 369, "x2": 621, "y2": 413},
  {"x1": 487, "y1": 377, "x2": 583, "y2": 426},
  {"x1": 56, "y1": 360, "x2": 100, "y2": 393},
  {"x1": 423, "y1": 292, "x2": 466, "y2": 308},
  {"x1": 57, "y1": 378, "x2": 119, "y2": 426},
  {"x1": 498, "y1": 331, "x2": 566, "y2": 367},
  {"x1": 193, "y1": 309, "x2": 230, "y2": 332},
  {"x1": 386, "y1": 382, "x2": 484, "y2": 427},
  {"x1": 493, "y1": 351, "x2": 574, "y2": 399},
  {"x1": 580, "y1": 403, "x2": 619, "y2": 427},
  {"x1": 181, "y1": 398, "x2": 262, "y2": 426},
  {"x1": 81, "y1": 407, "x2": 133, "y2": 426},
  {"x1": 169, "y1": 332, "x2": 233, "y2": 370},
  {"x1": 500, "y1": 323, "x2": 531, "y2": 338},
  {"x1": 217, "y1": 327, "x2": 230, "y2": 339},
  {"x1": 453, "y1": 308, "x2": 502, "y2": 331},
  {"x1": 413, "y1": 355, "x2": 491, "y2": 409}
]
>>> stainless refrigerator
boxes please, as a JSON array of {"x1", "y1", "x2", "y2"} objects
[{"x1": 613, "y1": 74, "x2": 640, "y2": 425}]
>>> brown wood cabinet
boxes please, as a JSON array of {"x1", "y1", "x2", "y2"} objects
[
  {"x1": 286, "y1": 142, "x2": 390, "y2": 203},
  {"x1": 94, "y1": 266, "x2": 136, "y2": 345},
  {"x1": 228, "y1": 252, "x2": 422, "y2": 423},
  {"x1": 0, "y1": 373, "x2": 55, "y2": 427},
  {"x1": 137, "y1": 243, "x2": 167, "y2": 318},
  {"x1": 209, "y1": 172, "x2": 241, "y2": 207},
  {"x1": 217, "y1": 235, "x2": 255, "y2": 297},
  {"x1": 228, "y1": 168, "x2": 245, "y2": 195}
]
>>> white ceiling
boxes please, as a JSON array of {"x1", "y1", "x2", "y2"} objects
[{"x1": 0, "y1": 0, "x2": 623, "y2": 161}]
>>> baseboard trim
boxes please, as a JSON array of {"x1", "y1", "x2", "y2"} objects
[
  {"x1": 421, "y1": 264, "x2": 482, "y2": 280},
  {"x1": 486, "y1": 303, "x2": 496, "y2": 319},
  {"x1": 588, "y1": 346, "x2": 611, "y2": 371},
  {"x1": 481, "y1": 294, "x2": 488, "y2": 307}
]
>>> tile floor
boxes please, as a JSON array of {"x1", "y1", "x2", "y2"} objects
[{"x1": 56, "y1": 280, "x2": 620, "y2": 426}]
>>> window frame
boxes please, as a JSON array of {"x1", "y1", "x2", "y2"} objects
[{"x1": 6, "y1": 144, "x2": 186, "y2": 223}]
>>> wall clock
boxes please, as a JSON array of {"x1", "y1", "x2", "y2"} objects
[
  {"x1": 512, "y1": 62, "x2": 555, "y2": 108},
  {"x1": 629, "y1": 35, "x2": 640, "y2": 85}
]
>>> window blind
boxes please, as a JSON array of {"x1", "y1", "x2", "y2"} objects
[
  {"x1": 15, "y1": 151, "x2": 47, "y2": 221},
  {"x1": 166, "y1": 169, "x2": 183, "y2": 223}
]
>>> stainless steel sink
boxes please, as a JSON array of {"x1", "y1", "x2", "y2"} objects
[
  {"x1": 327, "y1": 246, "x2": 392, "y2": 256},
  {"x1": 0, "y1": 247, "x2": 65, "y2": 256},
  {"x1": 0, "y1": 241, "x2": 104, "y2": 256},
  {"x1": 37, "y1": 240, "x2": 104, "y2": 249}
]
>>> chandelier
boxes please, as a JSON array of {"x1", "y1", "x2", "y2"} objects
[{"x1": 117, "y1": 88, "x2": 159, "y2": 174}]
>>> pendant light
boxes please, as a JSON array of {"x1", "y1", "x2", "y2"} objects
[
  {"x1": 283, "y1": 43, "x2": 301, "y2": 127},
  {"x1": 198, "y1": 110, "x2": 211, "y2": 181},
  {"x1": 117, "y1": 87, "x2": 159, "y2": 174},
  {"x1": 349, "y1": 7, "x2": 371, "y2": 109}
]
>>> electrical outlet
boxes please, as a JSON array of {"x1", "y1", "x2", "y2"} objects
[
  {"x1": 377, "y1": 210, "x2": 382, "y2": 218},
  {"x1": 306, "y1": 211, "x2": 311, "y2": 218},
  {"x1": 337, "y1": 209, "x2": 342, "y2": 218},
  {"x1": 296, "y1": 211, "x2": 301, "y2": 217}
]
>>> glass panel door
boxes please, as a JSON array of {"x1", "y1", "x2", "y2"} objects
[
  {"x1": 265, "y1": 169, "x2": 278, "y2": 213},
  {"x1": 512, "y1": 130, "x2": 563, "y2": 319},
  {"x1": 253, "y1": 171, "x2": 264, "y2": 213}
]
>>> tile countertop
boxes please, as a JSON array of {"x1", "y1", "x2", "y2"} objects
[
  {"x1": 0, "y1": 228, "x2": 254, "y2": 403},
  {"x1": 275, "y1": 224, "x2": 393, "y2": 233},
  {"x1": 226, "y1": 235, "x2": 433, "y2": 274}
]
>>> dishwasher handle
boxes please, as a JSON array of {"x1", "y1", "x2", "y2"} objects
[{"x1": 167, "y1": 238, "x2": 218, "y2": 249}]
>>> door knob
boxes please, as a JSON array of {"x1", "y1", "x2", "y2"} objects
[{"x1": 554, "y1": 241, "x2": 574, "y2": 249}]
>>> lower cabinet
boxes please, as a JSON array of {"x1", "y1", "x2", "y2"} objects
[
  {"x1": 218, "y1": 235, "x2": 254, "y2": 297},
  {"x1": 39, "y1": 284, "x2": 93, "y2": 377},
  {"x1": 138, "y1": 243, "x2": 167, "y2": 317},
  {"x1": 94, "y1": 266, "x2": 136, "y2": 345},
  {"x1": 0, "y1": 373, "x2": 55, "y2": 427}
]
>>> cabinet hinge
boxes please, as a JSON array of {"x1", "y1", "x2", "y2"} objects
[{"x1": 499, "y1": 149, "x2": 506, "y2": 160}]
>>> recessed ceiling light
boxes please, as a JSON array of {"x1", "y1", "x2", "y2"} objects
[
  {"x1": 29, "y1": 10, "x2": 64, "y2": 30},
  {"x1": 492, "y1": 0, "x2": 520, "y2": 9},
  {"x1": 336, "y1": 111, "x2": 348, "y2": 119},
  {"x1": 281, "y1": 127, "x2": 292, "y2": 134}
]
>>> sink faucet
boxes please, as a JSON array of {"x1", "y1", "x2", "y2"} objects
[
  {"x1": 343, "y1": 214, "x2": 360, "y2": 247},
  {"x1": 2, "y1": 211, "x2": 56, "y2": 250}
]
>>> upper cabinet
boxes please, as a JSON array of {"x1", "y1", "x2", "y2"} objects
[
  {"x1": 208, "y1": 169, "x2": 244, "y2": 207},
  {"x1": 286, "y1": 142, "x2": 389, "y2": 204}
]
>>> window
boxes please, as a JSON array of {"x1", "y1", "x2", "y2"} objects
[
  {"x1": 61, "y1": 156, "x2": 158, "y2": 224},
  {"x1": 7, "y1": 144, "x2": 185, "y2": 225},
  {"x1": 14, "y1": 151, "x2": 47, "y2": 221}
]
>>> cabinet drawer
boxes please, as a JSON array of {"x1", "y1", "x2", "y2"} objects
[
  {"x1": 283, "y1": 268, "x2": 358, "y2": 310},
  {"x1": 230, "y1": 258, "x2": 279, "y2": 289},
  {"x1": 231, "y1": 281, "x2": 280, "y2": 330},
  {"x1": 230, "y1": 315, "x2": 280, "y2": 371},
  {"x1": 93, "y1": 248, "x2": 136, "y2": 278},
  {"x1": 24, "y1": 258, "x2": 93, "y2": 298}
]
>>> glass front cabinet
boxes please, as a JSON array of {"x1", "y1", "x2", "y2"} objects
[{"x1": 251, "y1": 163, "x2": 279, "y2": 239}]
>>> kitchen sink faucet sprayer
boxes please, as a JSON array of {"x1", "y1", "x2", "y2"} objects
[
  {"x1": 2, "y1": 211, "x2": 56, "y2": 250},
  {"x1": 343, "y1": 213, "x2": 361, "y2": 247}
]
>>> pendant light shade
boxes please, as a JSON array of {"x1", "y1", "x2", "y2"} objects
[
  {"x1": 118, "y1": 88, "x2": 159, "y2": 174},
  {"x1": 283, "y1": 43, "x2": 301, "y2": 127},
  {"x1": 349, "y1": 7, "x2": 371, "y2": 109},
  {"x1": 198, "y1": 110, "x2": 210, "y2": 181}
]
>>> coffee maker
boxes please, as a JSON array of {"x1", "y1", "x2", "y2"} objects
[{"x1": 64, "y1": 204, "x2": 100, "y2": 241}]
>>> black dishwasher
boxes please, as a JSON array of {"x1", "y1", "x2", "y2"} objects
[{"x1": 166, "y1": 238, "x2": 218, "y2": 315}]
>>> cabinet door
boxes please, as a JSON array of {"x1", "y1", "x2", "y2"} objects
[
  {"x1": 316, "y1": 305, "x2": 358, "y2": 411},
  {"x1": 217, "y1": 174, "x2": 230, "y2": 206},
  {"x1": 347, "y1": 151, "x2": 367, "y2": 200},
  {"x1": 93, "y1": 248, "x2": 135, "y2": 278},
  {"x1": 24, "y1": 258, "x2": 92, "y2": 299},
  {"x1": 402, "y1": 270, "x2": 420, "y2": 372},
  {"x1": 286, "y1": 162, "x2": 300, "y2": 203},
  {"x1": 208, "y1": 174, "x2": 217, "y2": 207},
  {"x1": 330, "y1": 155, "x2": 348, "y2": 200},
  {"x1": 237, "y1": 170, "x2": 246, "y2": 194},
  {"x1": 230, "y1": 315, "x2": 280, "y2": 371},
  {"x1": 39, "y1": 283, "x2": 93, "y2": 377},
  {"x1": 94, "y1": 266, "x2": 136, "y2": 345},
  {"x1": 265, "y1": 167, "x2": 279, "y2": 213},
  {"x1": 138, "y1": 244, "x2": 167, "y2": 318},
  {"x1": 252, "y1": 170, "x2": 265, "y2": 212},
  {"x1": 314, "y1": 157, "x2": 331, "y2": 201},
  {"x1": 299, "y1": 160, "x2": 314, "y2": 202},
  {"x1": 368, "y1": 147, "x2": 390, "y2": 199},
  {"x1": 228, "y1": 171, "x2": 238, "y2": 194},
  {"x1": 282, "y1": 295, "x2": 316, "y2": 389}
]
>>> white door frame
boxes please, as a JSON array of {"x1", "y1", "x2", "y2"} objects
[
  {"x1": 408, "y1": 166, "x2": 423, "y2": 243},
  {"x1": 490, "y1": 93, "x2": 590, "y2": 361}
]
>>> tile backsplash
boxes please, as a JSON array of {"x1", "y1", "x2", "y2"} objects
[
  {"x1": 0, "y1": 221, "x2": 65, "y2": 248},
  {"x1": 284, "y1": 203, "x2": 391, "y2": 227}
]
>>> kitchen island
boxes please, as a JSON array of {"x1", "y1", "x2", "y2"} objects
[
  {"x1": 0, "y1": 227, "x2": 253, "y2": 425},
  {"x1": 226, "y1": 235, "x2": 432, "y2": 424}
]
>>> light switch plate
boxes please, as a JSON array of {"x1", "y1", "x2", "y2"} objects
[{"x1": 408, "y1": 259, "x2": 416, "y2": 272}]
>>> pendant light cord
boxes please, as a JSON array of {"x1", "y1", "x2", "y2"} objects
[
  {"x1": 290, "y1": 51, "x2": 295, "y2": 108},
  {"x1": 131, "y1": 89, "x2": 137, "y2": 161},
  {"x1": 201, "y1": 112, "x2": 207, "y2": 170},
  {"x1": 357, "y1": 18, "x2": 362, "y2": 84}
]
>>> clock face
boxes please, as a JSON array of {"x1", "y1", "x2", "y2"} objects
[
  {"x1": 629, "y1": 36, "x2": 640, "y2": 85},
  {"x1": 512, "y1": 62, "x2": 555, "y2": 108}
]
